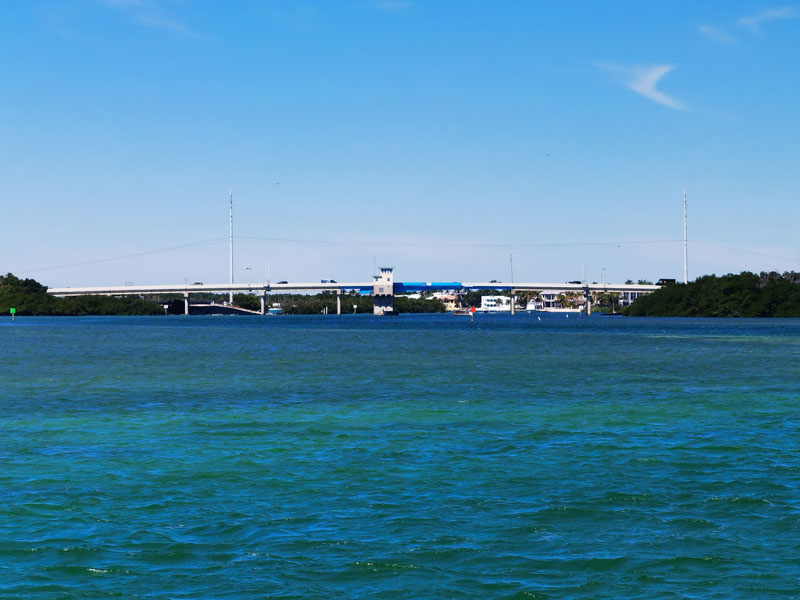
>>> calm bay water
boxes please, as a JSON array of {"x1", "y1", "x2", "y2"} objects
[{"x1": 1, "y1": 314, "x2": 799, "y2": 598}]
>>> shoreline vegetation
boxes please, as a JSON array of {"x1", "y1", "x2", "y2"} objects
[
  {"x1": 4, "y1": 271, "x2": 800, "y2": 318},
  {"x1": 0, "y1": 274, "x2": 444, "y2": 316},
  {"x1": 0, "y1": 274, "x2": 164, "y2": 316},
  {"x1": 622, "y1": 271, "x2": 800, "y2": 317},
  {"x1": 226, "y1": 290, "x2": 445, "y2": 315}
]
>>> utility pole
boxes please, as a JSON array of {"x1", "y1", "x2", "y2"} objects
[
  {"x1": 229, "y1": 188, "x2": 234, "y2": 304},
  {"x1": 683, "y1": 187, "x2": 688, "y2": 284},
  {"x1": 509, "y1": 253, "x2": 515, "y2": 316}
]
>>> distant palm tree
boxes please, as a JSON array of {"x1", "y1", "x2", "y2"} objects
[
  {"x1": 558, "y1": 291, "x2": 582, "y2": 309},
  {"x1": 515, "y1": 290, "x2": 540, "y2": 310}
]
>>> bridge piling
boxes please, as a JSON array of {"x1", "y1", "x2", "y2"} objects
[
  {"x1": 510, "y1": 290, "x2": 516, "y2": 316},
  {"x1": 260, "y1": 293, "x2": 266, "y2": 316},
  {"x1": 336, "y1": 293, "x2": 341, "y2": 316},
  {"x1": 183, "y1": 293, "x2": 190, "y2": 316}
]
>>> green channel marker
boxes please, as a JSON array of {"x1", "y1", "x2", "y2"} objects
[{"x1": 9, "y1": 308, "x2": 15, "y2": 314}]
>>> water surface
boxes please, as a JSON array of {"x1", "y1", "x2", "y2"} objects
[{"x1": 2, "y1": 314, "x2": 799, "y2": 598}]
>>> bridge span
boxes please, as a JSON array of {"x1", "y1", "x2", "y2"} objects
[{"x1": 47, "y1": 269, "x2": 661, "y2": 315}]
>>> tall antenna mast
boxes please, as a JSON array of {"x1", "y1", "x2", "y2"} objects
[
  {"x1": 229, "y1": 188, "x2": 234, "y2": 303},
  {"x1": 683, "y1": 187, "x2": 688, "y2": 284}
]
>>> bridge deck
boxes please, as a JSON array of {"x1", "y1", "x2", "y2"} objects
[{"x1": 47, "y1": 281, "x2": 660, "y2": 297}]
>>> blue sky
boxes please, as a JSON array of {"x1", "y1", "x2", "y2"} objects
[{"x1": 2, "y1": 1, "x2": 799, "y2": 286}]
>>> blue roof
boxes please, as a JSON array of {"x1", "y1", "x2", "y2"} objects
[{"x1": 394, "y1": 282, "x2": 463, "y2": 292}]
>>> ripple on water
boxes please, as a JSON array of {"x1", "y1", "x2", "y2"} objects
[{"x1": 2, "y1": 315, "x2": 800, "y2": 598}]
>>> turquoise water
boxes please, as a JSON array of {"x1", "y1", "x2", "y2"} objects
[{"x1": 1, "y1": 314, "x2": 799, "y2": 598}]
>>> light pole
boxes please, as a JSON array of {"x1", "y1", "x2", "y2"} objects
[
  {"x1": 229, "y1": 189, "x2": 234, "y2": 304},
  {"x1": 683, "y1": 187, "x2": 688, "y2": 284}
]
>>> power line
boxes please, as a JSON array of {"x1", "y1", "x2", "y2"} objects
[
  {"x1": 11, "y1": 236, "x2": 676, "y2": 275},
  {"x1": 236, "y1": 235, "x2": 682, "y2": 249},
  {"x1": 16, "y1": 237, "x2": 228, "y2": 274},
  {"x1": 14, "y1": 235, "x2": 799, "y2": 275},
  {"x1": 691, "y1": 241, "x2": 800, "y2": 265}
]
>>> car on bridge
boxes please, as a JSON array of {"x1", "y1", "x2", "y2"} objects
[{"x1": 277, "y1": 281, "x2": 288, "y2": 284}]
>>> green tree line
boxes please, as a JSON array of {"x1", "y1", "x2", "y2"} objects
[
  {"x1": 623, "y1": 271, "x2": 800, "y2": 317},
  {"x1": 274, "y1": 291, "x2": 445, "y2": 314},
  {"x1": 0, "y1": 273, "x2": 163, "y2": 316},
  {"x1": 1, "y1": 274, "x2": 447, "y2": 316}
]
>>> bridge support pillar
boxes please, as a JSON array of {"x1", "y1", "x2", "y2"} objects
[
  {"x1": 510, "y1": 290, "x2": 516, "y2": 316},
  {"x1": 585, "y1": 290, "x2": 592, "y2": 316},
  {"x1": 336, "y1": 293, "x2": 341, "y2": 316},
  {"x1": 183, "y1": 293, "x2": 190, "y2": 315},
  {"x1": 260, "y1": 293, "x2": 266, "y2": 316}
]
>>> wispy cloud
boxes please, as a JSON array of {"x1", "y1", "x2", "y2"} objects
[
  {"x1": 370, "y1": 0, "x2": 414, "y2": 12},
  {"x1": 131, "y1": 11, "x2": 192, "y2": 35},
  {"x1": 739, "y1": 6, "x2": 797, "y2": 31},
  {"x1": 256, "y1": 1, "x2": 320, "y2": 33},
  {"x1": 98, "y1": 0, "x2": 197, "y2": 37},
  {"x1": 698, "y1": 24, "x2": 735, "y2": 43},
  {"x1": 101, "y1": 0, "x2": 144, "y2": 7},
  {"x1": 598, "y1": 63, "x2": 686, "y2": 110}
]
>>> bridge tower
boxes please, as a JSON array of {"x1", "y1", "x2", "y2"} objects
[{"x1": 373, "y1": 267, "x2": 395, "y2": 315}]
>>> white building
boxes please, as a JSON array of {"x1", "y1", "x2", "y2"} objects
[
  {"x1": 525, "y1": 291, "x2": 585, "y2": 312},
  {"x1": 478, "y1": 295, "x2": 512, "y2": 312}
]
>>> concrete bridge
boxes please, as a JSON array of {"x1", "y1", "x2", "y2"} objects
[{"x1": 47, "y1": 268, "x2": 661, "y2": 315}]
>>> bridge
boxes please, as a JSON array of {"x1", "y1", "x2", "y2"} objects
[{"x1": 47, "y1": 268, "x2": 661, "y2": 315}]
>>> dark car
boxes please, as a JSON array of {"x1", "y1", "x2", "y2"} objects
[
  {"x1": 277, "y1": 280, "x2": 288, "y2": 284},
  {"x1": 567, "y1": 280, "x2": 582, "y2": 285}
]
